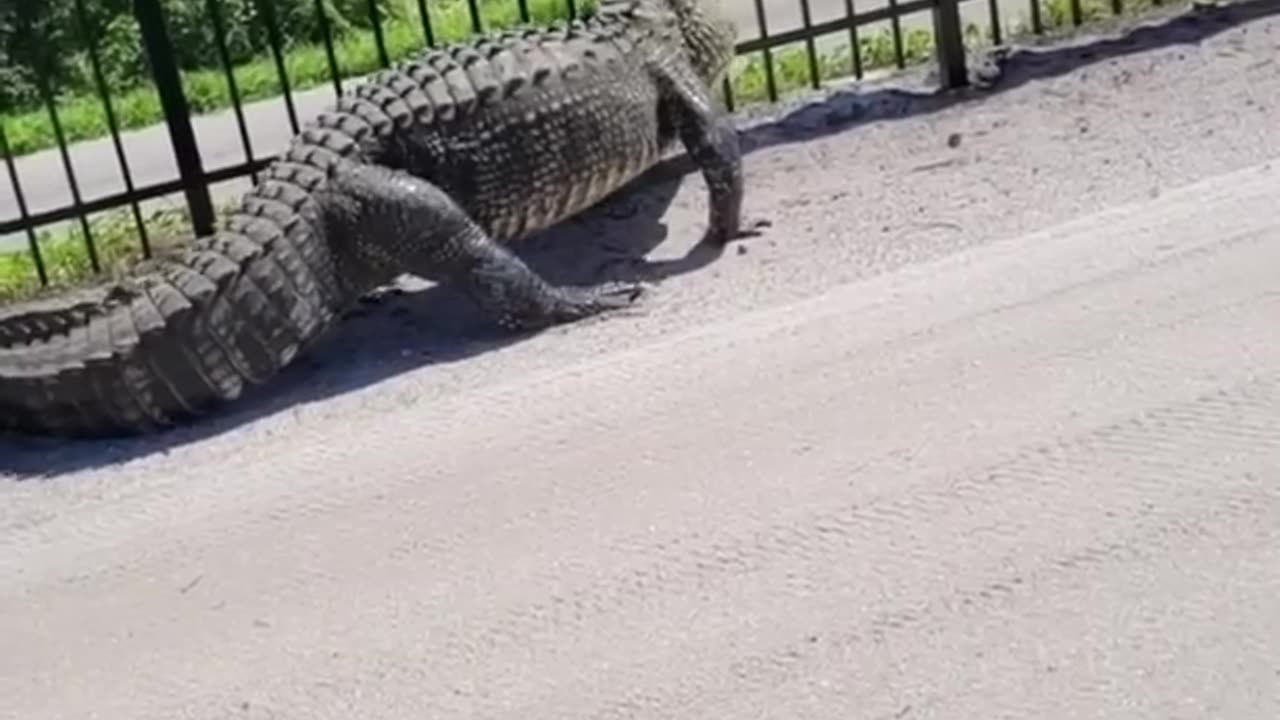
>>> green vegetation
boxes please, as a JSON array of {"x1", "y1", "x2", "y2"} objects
[
  {"x1": 1, "y1": 0, "x2": 1174, "y2": 300},
  {"x1": 1, "y1": 0, "x2": 595, "y2": 158},
  {"x1": 0, "y1": 202, "x2": 227, "y2": 303}
]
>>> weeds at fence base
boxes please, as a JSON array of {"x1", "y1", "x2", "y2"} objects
[{"x1": 0, "y1": 207, "x2": 197, "y2": 303}]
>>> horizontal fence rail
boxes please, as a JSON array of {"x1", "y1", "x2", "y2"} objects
[{"x1": 0, "y1": 0, "x2": 1162, "y2": 293}]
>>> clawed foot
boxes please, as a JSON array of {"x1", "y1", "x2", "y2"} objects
[
  {"x1": 701, "y1": 216, "x2": 772, "y2": 247},
  {"x1": 553, "y1": 281, "x2": 645, "y2": 317},
  {"x1": 495, "y1": 281, "x2": 645, "y2": 331}
]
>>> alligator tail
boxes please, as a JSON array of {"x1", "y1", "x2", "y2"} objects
[{"x1": 0, "y1": 186, "x2": 345, "y2": 438}]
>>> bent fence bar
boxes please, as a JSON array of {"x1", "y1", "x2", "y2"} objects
[{"x1": 0, "y1": 0, "x2": 1139, "y2": 288}]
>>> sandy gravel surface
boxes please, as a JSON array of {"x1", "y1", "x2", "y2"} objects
[{"x1": 3, "y1": 3, "x2": 1280, "y2": 718}]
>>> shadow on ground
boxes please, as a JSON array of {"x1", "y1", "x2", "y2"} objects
[{"x1": 2, "y1": 0, "x2": 1275, "y2": 478}]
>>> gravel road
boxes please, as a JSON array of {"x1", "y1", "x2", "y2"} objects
[{"x1": 3, "y1": 3, "x2": 1280, "y2": 718}]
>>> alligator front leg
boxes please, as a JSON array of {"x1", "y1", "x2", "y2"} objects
[
  {"x1": 656, "y1": 62, "x2": 770, "y2": 247},
  {"x1": 326, "y1": 165, "x2": 643, "y2": 331}
]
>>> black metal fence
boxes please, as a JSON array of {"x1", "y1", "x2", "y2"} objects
[{"x1": 0, "y1": 0, "x2": 1145, "y2": 289}]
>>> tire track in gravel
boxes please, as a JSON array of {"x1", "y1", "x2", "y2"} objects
[
  {"x1": 1, "y1": 152, "x2": 1273, "y2": 576},
  {"x1": 0, "y1": 222, "x2": 1269, "y2": 640},
  {"x1": 681, "y1": 479, "x2": 1280, "y2": 720},
  {"x1": 374, "y1": 366, "x2": 1280, "y2": 719},
  {"x1": 560, "y1": 385, "x2": 1280, "y2": 720},
  {"x1": 12, "y1": 185, "x2": 1274, "y2": 719},
  {"x1": 109, "y1": 331, "x2": 1280, "y2": 720}
]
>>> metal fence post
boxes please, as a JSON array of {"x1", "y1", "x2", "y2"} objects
[
  {"x1": 133, "y1": 0, "x2": 216, "y2": 236},
  {"x1": 931, "y1": 0, "x2": 969, "y2": 90}
]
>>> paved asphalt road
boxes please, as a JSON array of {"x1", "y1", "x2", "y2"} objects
[
  {"x1": 0, "y1": 0, "x2": 1014, "y2": 251},
  {"x1": 3, "y1": 5, "x2": 1279, "y2": 717}
]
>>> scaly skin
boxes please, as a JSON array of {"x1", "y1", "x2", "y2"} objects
[{"x1": 0, "y1": 0, "x2": 750, "y2": 438}]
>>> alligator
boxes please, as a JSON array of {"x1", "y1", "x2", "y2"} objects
[{"x1": 0, "y1": 0, "x2": 759, "y2": 438}]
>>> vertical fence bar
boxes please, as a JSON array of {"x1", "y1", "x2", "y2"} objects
[
  {"x1": 255, "y1": 0, "x2": 302, "y2": 133},
  {"x1": 0, "y1": 125, "x2": 48, "y2": 286},
  {"x1": 843, "y1": 0, "x2": 864, "y2": 79},
  {"x1": 415, "y1": 0, "x2": 437, "y2": 46},
  {"x1": 751, "y1": 0, "x2": 779, "y2": 103},
  {"x1": 136, "y1": 0, "x2": 217, "y2": 238},
  {"x1": 366, "y1": 0, "x2": 392, "y2": 68},
  {"x1": 23, "y1": 14, "x2": 101, "y2": 272},
  {"x1": 986, "y1": 0, "x2": 1004, "y2": 45},
  {"x1": 466, "y1": 0, "x2": 484, "y2": 33},
  {"x1": 887, "y1": 0, "x2": 907, "y2": 69},
  {"x1": 75, "y1": 0, "x2": 153, "y2": 257},
  {"x1": 207, "y1": 0, "x2": 260, "y2": 185},
  {"x1": 931, "y1": 0, "x2": 969, "y2": 90},
  {"x1": 1070, "y1": 0, "x2": 1085, "y2": 25},
  {"x1": 797, "y1": 0, "x2": 822, "y2": 90},
  {"x1": 314, "y1": 0, "x2": 345, "y2": 96},
  {"x1": 565, "y1": 0, "x2": 579, "y2": 19},
  {"x1": 720, "y1": 76, "x2": 735, "y2": 113},
  {"x1": 516, "y1": 0, "x2": 532, "y2": 22},
  {"x1": 1029, "y1": 0, "x2": 1044, "y2": 34},
  {"x1": 1111, "y1": 0, "x2": 1123, "y2": 15}
]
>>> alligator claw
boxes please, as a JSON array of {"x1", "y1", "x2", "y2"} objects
[
  {"x1": 555, "y1": 281, "x2": 645, "y2": 316},
  {"x1": 701, "y1": 216, "x2": 772, "y2": 247},
  {"x1": 496, "y1": 281, "x2": 645, "y2": 332}
]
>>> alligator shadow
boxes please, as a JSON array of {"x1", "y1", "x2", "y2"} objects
[
  {"x1": 1, "y1": 0, "x2": 1274, "y2": 478},
  {"x1": 0, "y1": 176, "x2": 690, "y2": 478}
]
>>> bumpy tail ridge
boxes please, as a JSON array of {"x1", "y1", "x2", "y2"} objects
[{"x1": 0, "y1": 195, "x2": 339, "y2": 438}]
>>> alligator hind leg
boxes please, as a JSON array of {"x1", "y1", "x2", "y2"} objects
[
  {"x1": 437, "y1": 228, "x2": 643, "y2": 331},
  {"x1": 326, "y1": 165, "x2": 642, "y2": 331}
]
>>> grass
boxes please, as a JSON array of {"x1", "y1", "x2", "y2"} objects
[
  {"x1": 0, "y1": 0, "x2": 1174, "y2": 301},
  {"x1": 0, "y1": 204, "x2": 208, "y2": 303},
  {"x1": 0, "y1": 0, "x2": 591, "y2": 159},
  {"x1": 727, "y1": 26, "x2": 940, "y2": 107}
]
